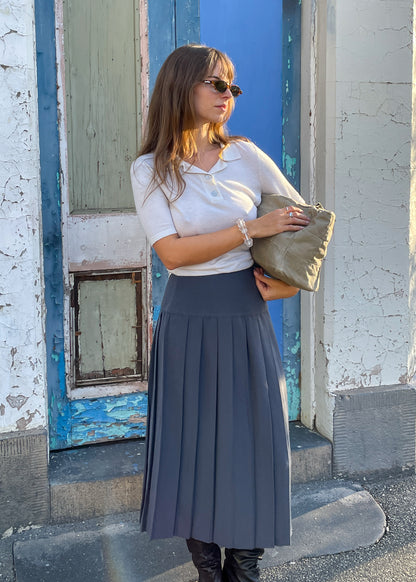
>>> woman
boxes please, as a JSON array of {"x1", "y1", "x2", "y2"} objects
[{"x1": 130, "y1": 44, "x2": 309, "y2": 582}]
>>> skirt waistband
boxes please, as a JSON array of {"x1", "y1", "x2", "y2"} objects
[{"x1": 160, "y1": 268, "x2": 267, "y2": 317}]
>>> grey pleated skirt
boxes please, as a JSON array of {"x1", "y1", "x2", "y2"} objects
[{"x1": 140, "y1": 268, "x2": 291, "y2": 549}]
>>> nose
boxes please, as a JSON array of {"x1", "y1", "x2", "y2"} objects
[{"x1": 222, "y1": 88, "x2": 232, "y2": 99}]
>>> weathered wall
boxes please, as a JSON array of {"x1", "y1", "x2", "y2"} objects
[
  {"x1": 0, "y1": 0, "x2": 47, "y2": 433},
  {"x1": 308, "y1": 0, "x2": 416, "y2": 440}
]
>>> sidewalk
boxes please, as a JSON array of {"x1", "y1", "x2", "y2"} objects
[{"x1": 2, "y1": 472, "x2": 414, "y2": 581}]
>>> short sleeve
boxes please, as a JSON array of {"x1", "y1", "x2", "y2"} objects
[
  {"x1": 251, "y1": 143, "x2": 305, "y2": 205},
  {"x1": 130, "y1": 157, "x2": 178, "y2": 246}
]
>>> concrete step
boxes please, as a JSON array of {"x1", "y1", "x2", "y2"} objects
[{"x1": 49, "y1": 422, "x2": 332, "y2": 523}]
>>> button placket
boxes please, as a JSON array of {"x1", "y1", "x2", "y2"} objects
[{"x1": 203, "y1": 174, "x2": 222, "y2": 200}]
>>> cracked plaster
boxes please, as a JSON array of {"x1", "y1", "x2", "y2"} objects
[
  {"x1": 0, "y1": 0, "x2": 47, "y2": 433},
  {"x1": 318, "y1": 0, "x2": 416, "y2": 399}
]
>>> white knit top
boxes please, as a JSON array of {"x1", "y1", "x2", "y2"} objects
[{"x1": 130, "y1": 140, "x2": 303, "y2": 276}]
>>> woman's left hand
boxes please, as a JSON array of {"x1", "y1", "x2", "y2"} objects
[{"x1": 253, "y1": 267, "x2": 299, "y2": 301}]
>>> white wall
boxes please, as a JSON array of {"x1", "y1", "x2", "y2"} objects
[
  {"x1": 0, "y1": 0, "x2": 47, "y2": 433},
  {"x1": 305, "y1": 0, "x2": 416, "y2": 438}
]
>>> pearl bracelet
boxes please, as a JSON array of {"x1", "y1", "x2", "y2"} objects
[{"x1": 236, "y1": 218, "x2": 253, "y2": 248}]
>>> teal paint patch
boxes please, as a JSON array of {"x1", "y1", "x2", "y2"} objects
[
  {"x1": 282, "y1": 135, "x2": 297, "y2": 178},
  {"x1": 70, "y1": 393, "x2": 148, "y2": 446},
  {"x1": 50, "y1": 350, "x2": 72, "y2": 450},
  {"x1": 283, "y1": 297, "x2": 301, "y2": 420},
  {"x1": 153, "y1": 305, "x2": 161, "y2": 324}
]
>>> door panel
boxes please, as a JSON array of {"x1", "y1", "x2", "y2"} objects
[
  {"x1": 67, "y1": 214, "x2": 147, "y2": 272},
  {"x1": 60, "y1": 0, "x2": 149, "y2": 409},
  {"x1": 200, "y1": 0, "x2": 301, "y2": 420},
  {"x1": 43, "y1": 0, "x2": 150, "y2": 449}
]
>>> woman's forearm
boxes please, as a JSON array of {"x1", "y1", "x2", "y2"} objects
[
  {"x1": 153, "y1": 205, "x2": 310, "y2": 270},
  {"x1": 153, "y1": 226, "x2": 244, "y2": 270}
]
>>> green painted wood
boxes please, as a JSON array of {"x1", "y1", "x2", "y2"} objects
[
  {"x1": 64, "y1": 0, "x2": 141, "y2": 213},
  {"x1": 76, "y1": 278, "x2": 139, "y2": 381}
]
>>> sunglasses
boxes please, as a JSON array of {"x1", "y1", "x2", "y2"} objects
[{"x1": 202, "y1": 79, "x2": 243, "y2": 98}]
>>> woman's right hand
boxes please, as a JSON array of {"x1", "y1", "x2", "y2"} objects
[{"x1": 247, "y1": 206, "x2": 310, "y2": 238}]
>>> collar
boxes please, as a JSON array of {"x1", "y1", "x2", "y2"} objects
[{"x1": 180, "y1": 142, "x2": 242, "y2": 174}]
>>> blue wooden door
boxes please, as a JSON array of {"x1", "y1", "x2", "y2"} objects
[
  {"x1": 200, "y1": 0, "x2": 302, "y2": 420},
  {"x1": 35, "y1": 0, "x2": 199, "y2": 450}
]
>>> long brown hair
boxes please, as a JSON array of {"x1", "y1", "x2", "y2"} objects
[{"x1": 139, "y1": 44, "x2": 241, "y2": 199}]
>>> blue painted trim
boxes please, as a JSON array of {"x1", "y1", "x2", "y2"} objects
[
  {"x1": 282, "y1": 0, "x2": 302, "y2": 420},
  {"x1": 282, "y1": 0, "x2": 301, "y2": 191},
  {"x1": 148, "y1": 0, "x2": 176, "y2": 322},
  {"x1": 34, "y1": 0, "x2": 70, "y2": 449},
  {"x1": 148, "y1": 0, "x2": 175, "y2": 89},
  {"x1": 175, "y1": 0, "x2": 200, "y2": 47},
  {"x1": 148, "y1": 0, "x2": 200, "y2": 323}
]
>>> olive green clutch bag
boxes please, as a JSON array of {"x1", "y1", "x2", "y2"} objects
[{"x1": 251, "y1": 194, "x2": 335, "y2": 292}]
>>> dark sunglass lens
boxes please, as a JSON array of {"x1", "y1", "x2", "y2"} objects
[
  {"x1": 214, "y1": 80, "x2": 229, "y2": 93},
  {"x1": 230, "y1": 85, "x2": 242, "y2": 97}
]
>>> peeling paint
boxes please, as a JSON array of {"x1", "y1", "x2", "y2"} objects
[
  {"x1": 34, "y1": 0, "x2": 68, "y2": 448},
  {"x1": 16, "y1": 409, "x2": 39, "y2": 431},
  {"x1": 6, "y1": 394, "x2": 28, "y2": 410},
  {"x1": 70, "y1": 393, "x2": 148, "y2": 445},
  {"x1": 0, "y1": 0, "x2": 47, "y2": 435}
]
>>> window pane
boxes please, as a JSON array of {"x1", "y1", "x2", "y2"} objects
[{"x1": 74, "y1": 273, "x2": 143, "y2": 385}]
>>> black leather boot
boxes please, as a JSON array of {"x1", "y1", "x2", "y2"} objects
[
  {"x1": 186, "y1": 538, "x2": 223, "y2": 582},
  {"x1": 222, "y1": 547, "x2": 264, "y2": 582}
]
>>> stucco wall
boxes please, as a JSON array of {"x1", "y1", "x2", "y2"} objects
[
  {"x1": 0, "y1": 0, "x2": 47, "y2": 433},
  {"x1": 312, "y1": 0, "x2": 416, "y2": 438}
]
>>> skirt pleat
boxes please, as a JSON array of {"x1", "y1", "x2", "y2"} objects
[{"x1": 140, "y1": 268, "x2": 291, "y2": 548}]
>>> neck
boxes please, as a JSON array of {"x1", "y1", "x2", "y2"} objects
[{"x1": 194, "y1": 124, "x2": 211, "y2": 153}]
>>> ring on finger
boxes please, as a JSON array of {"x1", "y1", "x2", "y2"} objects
[{"x1": 289, "y1": 211, "x2": 293, "y2": 217}]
